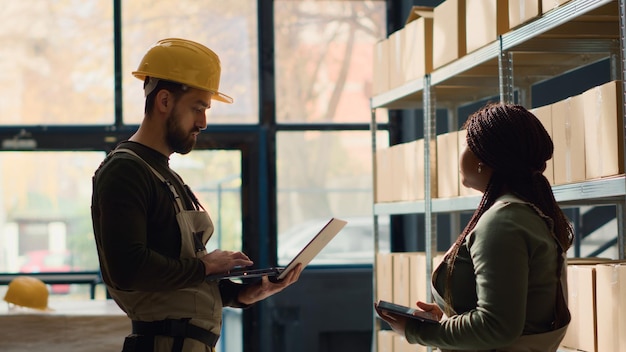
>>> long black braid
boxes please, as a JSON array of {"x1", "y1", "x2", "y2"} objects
[{"x1": 443, "y1": 103, "x2": 574, "y2": 316}]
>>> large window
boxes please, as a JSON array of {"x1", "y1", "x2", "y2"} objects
[
  {"x1": 276, "y1": 131, "x2": 389, "y2": 265},
  {"x1": 122, "y1": 0, "x2": 259, "y2": 125},
  {"x1": 275, "y1": 0, "x2": 387, "y2": 265},
  {"x1": 0, "y1": 1, "x2": 114, "y2": 125},
  {"x1": 274, "y1": 1, "x2": 386, "y2": 124},
  {"x1": 0, "y1": 1, "x2": 259, "y2": 126},
  {"x1": 0, "y1": 152, "x2": 104, "y2": 273}
]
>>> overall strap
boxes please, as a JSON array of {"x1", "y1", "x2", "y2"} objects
[{"x1": 111, "y1": 148, "x2": 185, "y2": 213}]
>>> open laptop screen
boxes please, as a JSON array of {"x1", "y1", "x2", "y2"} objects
[{"x1": 205, "y1": 218, "x2": 347, "y2": 281}]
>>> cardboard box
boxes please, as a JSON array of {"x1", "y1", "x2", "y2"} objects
[
  {"x1": 433, "y1": 253, "x2": 447, "y2": 272},
  {"x1": 404, "y1": 141, "x2": 416, "y2": 201},
  {"x1": 437, "y1": 131, "x2": 460, "y2": 198},
  {"x1": 375, "y1": 147, "x2": 392, "y2": 203},
  {"x1": 403, "y1": 7, "x2": 434, "y2": 82},
  {"x1": 413, "y1": 139, "x2": 426, "y2": 200},
  {"x1": 408, "y1": 252, "x2": 428, "y2": 305},
  {"x1": 390, "y1": 143, "x2": 408, "y2": 202},
  {"x1": 403, "y1": 139, "x2": 437, "y2": 201},
  {"x1": 393, "y1": 335, "x2": 408, "y2": 352},
  {"x1": 394, "y1": 335, "x2": 425, "y2": 352},
  {"x1": 530, "y1": 104, "x2": 555, "y2": 185},
  {"x1": 376, "y1": 253, "x2": 393, "y2": 302},
  {"x1": 388, "y1": 30, "x2": 406, "y2": 89},
  {"x1": 433, "y1": 0, "x2": 466, "y2": 69},
  {"x1": 373, "y1": 39, "x2": 390, "y2": 96},
  {"x1": 542, "y1": 0, "x2": 573, "y2": 14},
  {"x1": 408, "y1": 251, "x2": 449, "y2": 305},
  {"x1": 392, "y1": 253, "x2": 411, "y2": 306},
  {"x1": 465, "y1": 0, "x2": 509, "y2": 53},
  {"x1": 457, "y1": 130, "x2": 482, "y2": 196},
  {"x1": 551, "y1": 96, "x2": 586, "y2": 185},
  {"x1": 595, "y1": 263, "x2": 626, "y2": 352},
  {"x1": 561, "y1": 265, "x2": 597, "y2": 352},
  {"x1": 377, "y1": 330, "x2": 394, "y2": 352},
  {"x1": 509, "y1": 0, "x2": 541, "y2": 29},
  {"x1": 582, "y1": 80, "x2": 624, "y2": 179}
]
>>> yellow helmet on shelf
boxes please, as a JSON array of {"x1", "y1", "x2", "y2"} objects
[
  {"x1": 3, "y1": 276, "x2": 51, "y2": 311},
  {"x1": 132, "y1": 38, "x2": 233, "y2": 104}
]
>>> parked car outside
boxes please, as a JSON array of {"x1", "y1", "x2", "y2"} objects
[{"x1": 20, "y1": 250, "x2": 74, "y2": 294}]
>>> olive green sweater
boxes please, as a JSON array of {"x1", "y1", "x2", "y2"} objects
[
  {"x1": 91, "y1": 141, "x2": 244, "y2": 307},
  {"x1": 406, "y1": 195, "x2": 562, "y2": 350}
]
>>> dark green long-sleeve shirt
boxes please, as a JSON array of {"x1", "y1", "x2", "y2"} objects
[
  {"x1": 406, "y1": 195, "x2": 562, "y2": 351},
  {"x1": 91, "y1": 141, "x2": 244, "y2": 307}
]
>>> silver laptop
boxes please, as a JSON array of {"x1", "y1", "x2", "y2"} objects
[{"x1": 205, "y1": 218, "x2": 347, "y2": 282}]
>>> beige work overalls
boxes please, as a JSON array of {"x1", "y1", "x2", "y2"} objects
[
  {"x1": 109, "y1": 149, "x2": 219, "y2": 352},
  {"x1": 431, "y1": 196, "x2": 571, "y2": 352}
]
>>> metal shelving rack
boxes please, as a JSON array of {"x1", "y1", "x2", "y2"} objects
[{"x1": 370, "y1": 0, "x2": 626, "y2": 351}]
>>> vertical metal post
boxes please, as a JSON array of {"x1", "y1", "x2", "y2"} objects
[
  {"x1": 423, "y1": 74, "x2": 437, "y2": 300},
  {"x1": 113, "y1": 0, "x2": 123, "y2": 127},
  {"x1": 498, "y1": 35, "x2": 514, "y2": 104},
  {"x1": 423, "y1": 74, "x2": 437, "y2": 352},
  {"x1": 518, "y1": 86, "x2": 531, "y2": 109},
  {"x1": 618, "y1": 0, "x2": 626, "y2": 259},
  {"x1": 447, "y1": 106, "x2": 461, "y2": 244},
  {"x1": 370, "y1": 105, "x2": 379, "y2": 352}
]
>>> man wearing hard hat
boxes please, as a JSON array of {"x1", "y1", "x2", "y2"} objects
[{"x1": 91, "y1": 38, "x2": 302, "y2": 352}]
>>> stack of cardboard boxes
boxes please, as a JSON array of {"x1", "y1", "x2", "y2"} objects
[
  {"x1": 531, "y1": 80, "x2": 624, "y2": 186},
  {"x1": 374, "y1": 0, "x2": 623, "y2": 203},
  {"x1": 375, "y1": 139, "x2": 431, "y2": 203},
  {"x1": 373, "y1": 0, "x2": 560, "y2": 94},
  {"x1": 376, "y1": 254, "x2": 626, "y2": 352},
  {"x1": 376, "y1": 79, "x2": 624, "y2": 202},
  {"x1": 373, "y1": 7, "x2": 433, "y2": 95},
  {"x1": 376, "y1": 252, "x2": 445, "y2": 352},
  {"x1": 561, "y1": 259, "x2": 626, "y2": 352}
]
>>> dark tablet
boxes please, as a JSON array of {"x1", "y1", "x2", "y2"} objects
[{"x1": 376, "y1": 300, "x2": 439, "y2": 323}]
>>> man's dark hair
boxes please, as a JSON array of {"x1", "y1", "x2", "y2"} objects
[{"x1": 144, "y1": 78, "x2": 188, "y2": 115}]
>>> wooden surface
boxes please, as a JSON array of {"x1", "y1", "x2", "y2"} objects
[{"x1": 0, "y1": 300, "x2": 129, "y2": 352}]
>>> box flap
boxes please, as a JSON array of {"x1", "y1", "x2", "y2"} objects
[{"x1": 406, "y1": 6, "x2": 434, "y2": 25}]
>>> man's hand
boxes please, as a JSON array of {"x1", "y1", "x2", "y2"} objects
[
  {"x1": 237, "y1": 263, "x2": 303, "y2": 305},
  {"x1": 200, "y1": 249, "x2": 254, "y2": 275}
]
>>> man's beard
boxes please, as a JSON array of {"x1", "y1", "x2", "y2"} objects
[{"x1": 165, "y1": 108, "x2": 198, "y2": 155}]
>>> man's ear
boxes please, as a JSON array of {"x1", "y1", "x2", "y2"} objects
[{"x1": 155, "y1": 89, "x2": 172, "y2": 113}]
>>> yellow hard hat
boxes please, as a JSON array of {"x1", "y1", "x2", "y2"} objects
[
  {"x1": 132, "y1": 38, "x2": 233, "y2": 104},
  {"x1": 3, "y1": 276, "x2": 51, "y2": 311}
]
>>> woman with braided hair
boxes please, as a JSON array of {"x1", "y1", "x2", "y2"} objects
[{"x1": 376, "y1": 103, "x2": 573, "y2": 351}]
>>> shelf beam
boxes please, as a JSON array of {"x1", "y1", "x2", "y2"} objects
[
  {"x1": 374, "y1": 176, "x2": 626, "y2": 215},
  {"x1": 502, "y1": 0, "x2": 616, "y2": 50}
]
